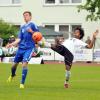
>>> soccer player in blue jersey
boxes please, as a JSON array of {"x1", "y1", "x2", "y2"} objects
[{"x1": 7, "y1": 11, "x2": 39, "y2": 89}]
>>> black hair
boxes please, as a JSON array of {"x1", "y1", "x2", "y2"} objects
[
  {"x1": 23, "y1": 11, "x2": 32, "y2": 16},
  {"x1": 75, "y1": 27, "x2": 84, "y2": 39}
]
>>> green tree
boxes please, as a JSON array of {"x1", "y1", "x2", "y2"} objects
[
  {"x1": 0, "y1": 19, "x2": 19, "y2": 46},
  {"x1": 78, "y1": 0, "x2": 100, "y2": 21}
]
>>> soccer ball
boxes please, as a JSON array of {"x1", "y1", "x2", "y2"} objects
[{"x1": 32, "y1": 32, "x2": 42, "y2": 42}]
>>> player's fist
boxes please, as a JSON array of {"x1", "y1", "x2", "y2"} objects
[
  {"x1": 32, "y1": 52, "x2": 37, "y2": 57},
  {"x1": 6, "y1": 43, "x2": 13, "y2": 48},
  {"x1": 27, "y1": 28, "x2": 34, "y2": 33},
  {"x1": 93, "y1": 29, "x2": 99, "y2": 38}
]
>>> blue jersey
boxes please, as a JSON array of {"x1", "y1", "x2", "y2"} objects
[{"x1": 18, "y1": 22, "x2": 39, "y2": 49}]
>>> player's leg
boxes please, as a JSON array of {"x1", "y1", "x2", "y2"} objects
[
  {"x1": 11, "y1": 63, "x2": 19, "y2": 77},
  {"x1": 20, "y1": 48, "x2": 34, "y2": 88},
  {"x1": 51, "y1": 44, "x2": 74, "y2": 88},
  {"x1": 51, "y1": 44, "x2": 73, "y2": 88},
  {"x1": 7, "y1": 63, "x2": 19, "y2": 82},
  {"x1": 64, "y1": 63, "x2": 72, "y2": 88},
  {"x1": 7, "y1": 49, "x2": 23, "y2": 82},
  {"x1": 38, "y1": 37, "x2": 51, "y2": 48},
  {"x1": 39, "y1": 38, "x2": 74, "y2": 88},
  {"x1": 38, "y1": 37, "x2": 62, "y2": 48},
  {"x1": 20, "y1": 62, "x2": 28, "y2": 89},
  {"x1": 64, "y1": 52, "x2": 73, "y2": 88}
]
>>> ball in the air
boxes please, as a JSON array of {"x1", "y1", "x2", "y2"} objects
[{"x1": 32, "y1": 32, "x2": 42, "y2": 42}]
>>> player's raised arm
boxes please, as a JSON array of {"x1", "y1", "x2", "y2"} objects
[{"x1": 86, "y1": 30, "x2": 99, "y2": 48}]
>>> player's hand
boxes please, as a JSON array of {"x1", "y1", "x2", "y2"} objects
[
  {"x1": 93, "y1": 29, "x2": 99, "y2": 38},
  {"x1": 27, "y1": 28, "x2": 34, "y2": 33},
  {"x1": 32, "y1": 52, "x2": 37, "y2": 57},
  {"x1": 6, "y1": 43, "x2": 13, "y2": 48}
]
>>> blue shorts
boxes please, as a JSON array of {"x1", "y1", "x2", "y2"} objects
[{"x1": 14, "y1": 48, "x2": 34, "y2": 63}]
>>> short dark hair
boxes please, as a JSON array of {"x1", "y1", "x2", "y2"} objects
[
  {"x1": 23, "y1": 11, "x2": 32, "y2": 16},
  {"x1": 75, "y1": 27, "x2": 84, "y2": 39}
]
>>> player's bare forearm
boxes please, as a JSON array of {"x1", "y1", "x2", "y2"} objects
[
  {"x1": 87, "y1": 30, "x2": 98, "y2": 48},
  {"x1": 87, "y1": 37, "x2": 96, "y2": 48},
  {"x1": 6, "y1": 38, "x2": 20, "y2": 48},
  {"x1": 12, "y1": 38, "x2": 20, "y2": 46}
]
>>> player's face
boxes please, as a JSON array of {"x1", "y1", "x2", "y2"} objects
[
  {"x1": 73, "y1": 30, "x2": 81, "y2": 39},
  {"x1": 23, "y1": 13, "x2": 32, "y2": 23}
]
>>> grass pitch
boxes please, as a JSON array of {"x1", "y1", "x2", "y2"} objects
[{"x1": 0, "y1": 63, "x2": 100, "y2": 100}]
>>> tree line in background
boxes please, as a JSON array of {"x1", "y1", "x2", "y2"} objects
[
  {"x1": 0, "y1": 19, "x2": 19, "y2": 46},
  {"x1": 78, "y1": 0, "x2": 100, "y2": 21}
]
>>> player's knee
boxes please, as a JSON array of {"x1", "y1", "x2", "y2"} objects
[
  {"x1": 22, "y1": 62, "x2": 28, "y2": 67},
  {"x1": 13, "y1": 63, "x2": 19, "y2": 67},
  {"x1": 65, "y1": 65, "x2": 71, "y2": 71}
]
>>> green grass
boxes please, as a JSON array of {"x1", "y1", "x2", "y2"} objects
[{"x1": 0, "y1": 63, "x2": 100, "y2": 100}]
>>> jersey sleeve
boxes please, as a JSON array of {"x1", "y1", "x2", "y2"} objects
[
  {"x1": 79, "y1": 40, "x2": 88, "y2": 48},
  {"x1": 75, "y1": 39, "x2": 88, "y2": 48},
  {"x1": 31, "y1": 23, "x2": 39, "y2": 32}
]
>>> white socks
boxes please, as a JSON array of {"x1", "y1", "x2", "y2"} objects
[{"x1": 65, "y1": 70, "x2": 71, "y2": 82}]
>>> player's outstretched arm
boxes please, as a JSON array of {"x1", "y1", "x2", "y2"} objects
[
  {"x1": 6, "y1": 38, "x2": 21, "y2": 48},
  {"x1": 87, "y1": 30, "x2": 99, "y2": 48}
]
